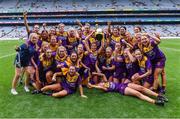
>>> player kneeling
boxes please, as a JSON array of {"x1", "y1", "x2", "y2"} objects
[{"x1": 40, "y1": 66, "x2": 87, "y2": 98}]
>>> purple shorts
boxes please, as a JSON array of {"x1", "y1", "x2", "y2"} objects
[
  {"x1": 60, "y1": 82, "x2": 75, "y2": 95},
  {"x1": 118, "y1": 83, "x2": 128, "y2": 95},
  {"x1": 142, "y1": 75, "x2": 154, "y2": 86},
  {"x1": 152, "y1": 58, "x2": 166, "y2": 69},
  {"x1": 113, "y1": 72, "x2": 126, "y2": 80}
]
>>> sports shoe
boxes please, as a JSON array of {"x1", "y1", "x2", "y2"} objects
[
  {"x1": 42, "y1": 92, "x2": 52, "y2": 96},
  {"x1": 24, "y1": 86, "x2": 30, "y2": 92},
  {"x1": 158, "y1": 95, "x2": 168, "y2": 103},
  {"x1": 11, "y1": 89, "x2": 18, "y2": 95},
  {"x1": 31, "y1": 90, "x2": 42, "y2": 94},
  {"x1": 159, "y1": 88, "x2": 166, "y2": 95},
  {"x1": 155, "y1": 99, "x2": 164, "y2": 106}
]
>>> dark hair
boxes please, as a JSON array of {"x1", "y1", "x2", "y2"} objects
[
  {"x1": 119, "y1": 26, "x2": 127, "y2": 31},
  {"x1": 135, "y1": 26, "x2": 142, "y2": 32}
]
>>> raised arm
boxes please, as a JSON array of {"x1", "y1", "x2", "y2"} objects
[
  {"x1": 83, "y1": 30, "x2": 95, "y2": 53},
  {"x1": 97, "y1": 34, "x2": 105, "y2": 54},
  {"x1": 107, "y1": 21, "x2": 112, "y2": 34},
  {"x1": 76, "y1": 19, "x2": 83, "y2": 28},
  {"x1": 23, "y1": 11, "x2": 30, "y2": 34},
  {"x1": 148, "y1": 33, "x2": 161, "y2": 44},
  {"x1": 125, "y1": 48, "x2": 136, "y2": 62}
]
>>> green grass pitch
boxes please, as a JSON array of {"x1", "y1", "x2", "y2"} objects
[{"x1": 0, "y1": 39, "x2": 180, "y2": 118}]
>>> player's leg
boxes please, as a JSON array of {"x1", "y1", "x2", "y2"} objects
[
  {"x1": 52, "y1": 90, "x2": 68, "y2": 98},
  {"x1": 161, "y1": 68, "x2": 166, "y2": 93},
  {"x1": 41, "y1": 83, "x2": 62, "y2": 92},
  {"x1": 124, "y1": 87, "x2": 164, "y2": 106},
  {"x1": 128, "y1": 83, "x2": 158, "y2": 97},
  {"x1": 46, "y1": 71, "x2": 53, "y2": 84},
  {"x1": 153, "y1": 68, "x2": 162, "y2": 91},
  {"x1": 24, "y1": 66, "x2": 35, "y2": 92},
  {"x1": 11, "y1": 67, "x2": 22, "y2": 95}
]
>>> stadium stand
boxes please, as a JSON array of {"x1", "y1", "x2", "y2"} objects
[{"x1": 0, "y1": 0, "x2": 179, "y2": 39}]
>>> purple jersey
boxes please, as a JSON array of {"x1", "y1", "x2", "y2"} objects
[
  {"x1": 105, "y1": 82, "x2": 128, "y2": 95},
  {"x1": 138, "y1": 56, "x2": 154, "y2": 85},
  {"x1": 86, "y1": 52, "x2": 98, "y2": 72},
  {"x1": 102, "y1": 57, "x2": 115, "y2": 79},
  {"x1": 142, "y1": 40, "x2": 165, "y2": 61},
  {"x1": 60, "y1": 72, "x2": 81, "y2": 94},
  {"x1": 113, "y1": 55, "x2": 126, "y2": 79},
  {"x1": 125, "y1": 59, "x2": 139, "y2": 80}
]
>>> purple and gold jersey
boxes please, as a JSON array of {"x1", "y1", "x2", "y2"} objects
[
  {"x1": 39, "y1": 54, "x2": 54, "y2": 68},
  {"x1": 104, "y1": 82, "x2": 128, "y2": 95},
  {"x1": 138, "y1": 56, "x2": 152, "y2": 75},
  {"x1": 86, "y1": 51, "x2": 98, "y2": 72},
  {"x1": 125, "y1": 58, "x2": 139, "y2": 80},
  {"x1": 113, "y1": 55, "x2": 126, "y2": 80},
  {"x1": 55, "y1": 55, "x2": 69, "y2": 75},
  {"x1": 102, "y1": 57, "x2": 115, "y2": 79},
  {"x1": 61, "y1": 72, "x2": 82, "y2": 94},
  {"x1": 142, "y1": 40, "x2": 165, "y2": 61}
]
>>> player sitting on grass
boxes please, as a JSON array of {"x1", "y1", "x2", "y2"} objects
[{"x1": 40, "y1": 66, "x2": 87, "y2": 98}]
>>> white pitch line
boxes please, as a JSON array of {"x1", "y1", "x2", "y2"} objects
[
  {"x1": 0, "y1": 53, "x2": 16, "y2": 59},
  {"x1": 160, "y1": 47, "x2": 180, "y2": 52}
]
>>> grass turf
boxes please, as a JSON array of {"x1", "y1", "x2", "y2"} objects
[{"x1": 0, "y1": 39, "x2": 180, "y2": 118}]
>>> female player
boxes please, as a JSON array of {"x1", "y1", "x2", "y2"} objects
[
  {"x1": 41, "y1": 66, "x2": 87, "y2": 98},
  {"x1": 55, "y1": 46, "x2": 69, "y2": 76},
  {"x1": 131, "y1": 49, "x2": 153, "y2": 88},
  {"x1": 140, "y1": 34, "x2": 166, "y2": 93},
  {"x1": 101, "y1": 47, "x2": 115, "y2": 81},
  {"x1": 88, "y1": 81, "x2": 167, "y2": 106},
  {"x1": 49, "y1": 35, "x2": 59, "y2": 55},
  {"x1": 11, "y1": 33, "x2": 39, "y2": 95},
  {"x1": 38, "y1": 49, "x2": 56, "y2": 85},
  {"x1": 66, "y1": 28, "x2": 80, "y2": 54},
  {"x1": 57, "y1": 23, "x2": 68, "y2": 46},
  {"x1": 83, "y1": 30, "x2": 105, "y2": 84},
  {"x1": 123, "y1": 48, "x2": 139, "y2": 83},
  {"x1": 23, "y1": 12, "x2": 41, "y2": 37},
  {"x1": 113, "y1": 42, "x2": 126, "y2": 83},
  {"x1": 107, "y1": 21, "x2": 121, "y2": 49}
]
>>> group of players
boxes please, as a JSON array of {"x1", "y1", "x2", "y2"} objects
[{"x1": 10, "y1": 12, "x2": 168, "y2": 106}]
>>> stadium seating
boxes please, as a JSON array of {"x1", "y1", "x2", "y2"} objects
[
  {"x1": 0, "y1": 0, "x2": 179, "y2": 38},
  {"x1": 0, "y1": 0, "x2": 179, "y2": 13}
]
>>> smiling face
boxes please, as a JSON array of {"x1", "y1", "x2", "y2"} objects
[
  {"x1": 58, "y1": 23, "x2": 65, "y2": 32},
  {"x1": 141, "y1": 35, "x2": 150, "y2": 46},
  {"x1": 105, "y1": 47, "x2": 112, "y2": 58},
  {"x1": 69, "y1": 66, "x2": 76, "y2": 76},
  {"x1": 115, "y1": 42, "x2": 121, "y2": 51},
  {"x1": 41, "y1": 43, "x2": 49, "y2": 52},
  {"x1": 41, "y1": 30, "x2": 49, "y2": 40},
  {"x1": 84, "y1": 25, "x2": 90, "y2": 33},
  {"x1": 30, "y1": 33, "x2": 39, "y2": 44},
  {"x1": 134, "y1": 49, "x2": 143, "y2": 61},
  {"x1": 70, "y1": 52, "x2": 78, "y2": 62},
  {"x1": 91, "y1": 42, "x2": 97, "y2": 52},
  {"x1": 77, "y1": 44, "x2": 84, "y2": 54},
  {"x1": 50, "y1": 28, "x2": 56, "y2": 35},
  {"x1": 123, "y1": 50, "x2": 128, "y2": 57},
  {"x1": 33, "y1": 24, "x2": 40, "y2": 33},
  {"x1": 46, "y1": 49, "x2": 52, "y2": 58},
  {"x1": 58, "y1": 46, "x2": 66, "y2": 58},
  {"x1": 112, "y1": 28, "x2": 119, "y2": 36},
  {"x1": 50, "y1": 35, "x2": 57, "y2": 45},
  {"x1": 134, "y1": 26, "x2": 141, "y2": 34},
  {"x1": 120, "y1": 27, "x2": 126, "y2": 35}
]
